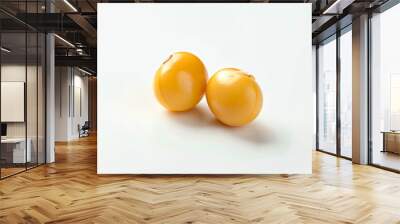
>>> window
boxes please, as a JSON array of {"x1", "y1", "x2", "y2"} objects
[
  {"x1": 0, "y1": 1, "x2": 47, "y2": 179},
  {"x1": 316, "y1": 26, "x2": 353, "y2": 159},
  {"x1": 339, "y1": 29, "x2": 352, "y2": 158},
  {"x1": 317, "y1": 37, "x2": 337, "y2": 154},
  {"x1": 371, "y1": 3, "x2": 400, "y2": 171}
]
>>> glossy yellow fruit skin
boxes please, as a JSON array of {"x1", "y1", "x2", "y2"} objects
[
  {"x1": 206, "y1": 68, "x2": 263, "y2": 127},
  {"x1": 154, "y1": 52, "x2": 208, "y2": 111}
]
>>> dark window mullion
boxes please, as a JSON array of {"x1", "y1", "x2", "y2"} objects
[
  {"x1": 336, "y1": 30, "x2": 341, "y2": 157},
  {"x1": 36, "y1": 0, "x2": 39, "y2": 167},
  {"x1": 25, "y1": 0, "x2": 28, "y2": 171},
  {"x1": 367, "y1": 11, "x2": 373, "y2": 165},
  {"x1": 316, "y1": 45, "x2": 320, "y2": 150}
]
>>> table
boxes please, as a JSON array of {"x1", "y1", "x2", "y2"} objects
[
  {"x1": 1, "y1": 138, "x2": 32, "y2": 164},
  {"x1": 381, "y1": 131, "x2": 400, "y2": 154}
]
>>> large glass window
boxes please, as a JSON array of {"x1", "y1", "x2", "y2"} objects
[
  {"x1": 340, "y1": 29, "x2": 352, "y2": 158},
  {"x1": 371, "y1": 3, "x2": 400, "y2": 171},
  {"x1": 317, "y1": 37, "x2": 337, "y2": 154},
  {"x1": 0, "y1": 1, "x2": 46, "y2": 179},
  {"x1": 0, "y1": 31, "x2": 28, "y2": 177},
  {"x1": 317, "y1": 27, "x2": 353, "y2": 159}
]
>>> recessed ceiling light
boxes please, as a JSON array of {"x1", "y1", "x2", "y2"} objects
[
  {"x1": 54, "y1": 34, "x2": 75, "y2": 48},
  {"x1": 1, "y1": 47, "x2": 11, "y2": 53},
  {"x1": 63, "y1": 0, "x2": 78, "y2": 12},
  {"x1": 78, "y1": 67, "x2": 93, "y2": 76},
  {"x1": 322, "y1": 0, "x2": 354, "y2": 15}
]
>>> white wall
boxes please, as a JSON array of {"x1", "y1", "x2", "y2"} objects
[
  {"x1": 1, "y1": 65, "x2": 41, "y2": 137},
  {"x1": 55, "y1": 67, "x2": 70, "y2": 141},
  {"x1": 55, "y1": 67, "x2": 89, "y2": 141},
  {"x1": 1, "y1": 64, "x2": 46, "y2": 163},
  {"x1": 1, "y1": 65, "x2": 26, "y2": 140},
  {"x1": 71, "y1": 72, "x2": 89, "y2": 138}
]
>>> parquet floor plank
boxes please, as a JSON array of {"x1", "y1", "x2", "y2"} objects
[{"x1": 1, "y1": 135, "x2": 400, "y2": 223}]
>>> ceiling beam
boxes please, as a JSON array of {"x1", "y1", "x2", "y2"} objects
[
  {"x1": 312, "y1": 15, "x2": 335, "y2": 33},
  {"x1": 323, "y1": 0, "x2": 356, "y2": 14},
  {"x1": 55, "y1": 55, "x2": 96, "y2": 69},
  {"x1": 67, "y1": 14, "x2": 97, "y2": 39}
]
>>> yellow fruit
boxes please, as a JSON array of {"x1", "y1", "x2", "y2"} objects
[
  {"x1": 154, "y1": 52, "x2": 208, "y2": 111},
  {"x1": 206, "y1": 68, "x2": 263, "y2": 127}
]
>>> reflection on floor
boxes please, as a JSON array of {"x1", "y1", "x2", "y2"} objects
[
  {"x1": 0, "y1": 162, "x2": 41, "y2": 178},
  {"x1": 0, "y1": 167, "x2": 25, "y2": 178},
  {"x1": 0, "y1": 135, "x2": 400, "y2": 223},
  {"x1": 341, "y1": 148, "x2": 352, "y2": 158},
  {"x1": 373, "y1": 150, "x2": 400, "y2": 171}
]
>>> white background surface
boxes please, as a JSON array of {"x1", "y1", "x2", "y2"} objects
[{"x1": 98, "y1": 3, "x2": 312, "y2": 174}]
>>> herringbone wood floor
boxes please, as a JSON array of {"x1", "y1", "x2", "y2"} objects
[{"x1": 1, "y1": 135, "x2": 400, "y2": 224}]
